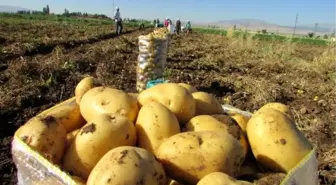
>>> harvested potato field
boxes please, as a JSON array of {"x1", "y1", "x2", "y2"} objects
[{"x1": 0, "y1": 15, "x2": 335, "y2": 185}]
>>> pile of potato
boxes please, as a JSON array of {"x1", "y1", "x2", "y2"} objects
[{"x1": 15, "y1": 76, "x2": 313, "y2": 185}]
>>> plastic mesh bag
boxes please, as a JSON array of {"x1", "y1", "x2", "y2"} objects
[{"x1": 136, "y1": 29, "x2": 169, "y2": 92}]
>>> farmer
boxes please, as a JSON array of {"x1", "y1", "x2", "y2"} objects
[
  {"x1": 185, "y1": 20, "x2": 192, "y2": 33},
  {"x1": 176, "y1": 18, "x2": 181, "y2": 34},
  {"x1": 168, "y1": 19, "x2": 175, "y2": 34},
  {"x1": 164, "y1": 18, "x2": 169, "y2": 27},
  {"x1": 114, "y1": 7, "x2": 123, "y2": 35}
]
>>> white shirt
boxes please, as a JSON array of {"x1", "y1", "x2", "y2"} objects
[{"x1": 114, "y1": 11, "x2": 121, "y2": 22}]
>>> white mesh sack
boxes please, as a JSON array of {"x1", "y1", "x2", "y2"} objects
[{"x1": 136, "y1": 30, "x2": 169, "y2": 92}]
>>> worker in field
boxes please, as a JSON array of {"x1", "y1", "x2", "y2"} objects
[
  {"x1": 114, "y1": 7, "x2": 123, "y2": 35},
  {"x1": 185, "y1": 20, "x2": 192, "y2": 34},
  {"x1": 168, "y1": 19, "x2": 175, "y2": 34},
  {"x1": 176, "y1": 18, "x2": 181, "y2": 35},
  {"x1": 164, "y1": 18, "x2": 169, "y2": 27}
]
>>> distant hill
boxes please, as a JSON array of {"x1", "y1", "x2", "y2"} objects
[
  {"x1": 207, "y1": 19, "x2": 335, "y2": 35},
  {"x1": 0, "y1": 5, "x2": 32, "y2": 13}
]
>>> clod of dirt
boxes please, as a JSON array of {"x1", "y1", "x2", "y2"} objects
[
  {"x1": 211, "y1": 114, "x2": 241, "y2": 140},
  {"x1": 255, "y1": 173, "x2": 286, "y2": 185},
  {"x1": 80, "y1": 123, "x2": 96, "y2": 135},
  {"x1": 41, "y1": 116, "x2": 57, "y2": 127}
]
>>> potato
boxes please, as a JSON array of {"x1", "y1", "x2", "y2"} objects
[
  {"x1": 247, "y1": 108, "x2": 313, "y2": 172},
  {"x1": 63, "y1": 113, "x2": 136, "y2": 179},
  {"x1": 80, "y1": 86, "x2": 139, "y2": 122},
  {"x1": 87, "y1": 146, "x2": 167, "y2": 185},
  {"x1": 136, "y1": 101, "x2": 180, "y2": 154},
  {"x1": 197, "y1": 172, "x2": 253, "y2": 185},
  {"x1": 178, "y1": 83, "x2": 197, "y2": 93},
  {"x1": 75, "y1": 76, "x2": 99, "y2": 105},
  {"x1": 183, "y1": 115, "x2": 228, "y2": 132},
  {"x1": 231, "y1": 113, "x2": 250, "y2": 133},
  {"x1": 192, "y1": 92, "x2": 223, "y2": 115},
  {"x1": 15, "y1": 116, "x2": 66, "y2": 164},
  {"x1": 38, "y1": 97, "x2": 86, "y2": 133},
  {"x1": 138, "y1": 83, "x2": 196, "y2": 124},
  {"x1": 184, "y1": 115, "x2": 249, "y2": 157},
  {"x1": 66, "y1": 128, "x2": 80, "y2": 148},
  {"x1": 258, "y1": 102, "x2": 294, "y2": 120},
  {"x1": 156, "y1": 131, "x2": 245, "y2": 184},
  {"x1": 32, "y1": 176, "x2": 85, "y2": 185}
]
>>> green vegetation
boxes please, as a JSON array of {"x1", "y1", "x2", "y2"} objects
[{"x1": 194, "y1": 28, "x2": 330, "y2": 46}]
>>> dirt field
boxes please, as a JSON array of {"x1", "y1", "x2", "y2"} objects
[{"x1": 0, "y1": 21, "x2": 335, "y2": 184}]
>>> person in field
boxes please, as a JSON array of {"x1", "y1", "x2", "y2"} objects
[
  {"x1": 176, "y1": 18, "x2": 181, "y2": 35},
  {"x1": 114, "y1": 7, "x2": 123, "y2": 35},
  {"x1": 164, "y1": 18, "x2": 169, "y2": 27},
  {"x1": 168, "y1": 19, "x2": 175, "y2": 34},
  {"x1": 185, "y1": 20, "x2": 192, "y2": 33}
]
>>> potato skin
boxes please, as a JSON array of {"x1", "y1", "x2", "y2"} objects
[
  {"x1": 136, "y1": 101, "x2": 180, "y2": 154},
  {"x1": 197, "y1": 172, "x2": 253, "y2": 185},
  {"x1": 63, "y1": 114, "x2": 136, "y2": 179},
  {"x1": 39, "y1": 97, "x2": 86, "y2": 133},
  {"x1": 192, "y1": 92, "x2": 224, "y2": 115},
  {"x1": 247, "y1": 108, "x2": 313, "y2": 172},
  {"x1": 75, "y1": 76, "x2": 96, "y2": 105},
  {"x1": 66, "y1": 129, "x2": 80, "y2": 149},
  {"x1": 178, "y1": 83, "x2": 197, "y2": 93},
  {"x1": 15, "y1": 116, "x2": 66, "y2": 164},
  {"x1": 185, "y1": 115, "x2": 249, "y2": 158},
  {"x1": 183, "y1": 115, "x2": 229, "y2": 132},
  {"x1": 138, "y1": 83, "x2": 196, "y2": 124},
  {"x1": 156, "y1": 131, "x2": 245, "y2": 184},
  {"x1": 258, "y1": 102, "x2": 294, "y2": 121},
  {"x1": 80, "y1": 86, "x2": 139, "y2": 122},
  {"x1": 87, "y1": 146, "x2": 167, "y2": 185}
]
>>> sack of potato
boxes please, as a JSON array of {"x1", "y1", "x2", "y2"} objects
[
  {"x1": 12, "y1": 77, "x2": 318, "y2": 185},
  {"x1": 137, "y1": 30, "x2": 169, "y2": 92}
]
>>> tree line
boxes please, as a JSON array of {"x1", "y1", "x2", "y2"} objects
[{"x1": 17, "y1": 5, "x2": 109, "y2": 19}]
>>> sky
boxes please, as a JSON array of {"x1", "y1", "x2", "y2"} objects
[{"x1": 0, "y1": 0, "x2": 335, "y2": 25}]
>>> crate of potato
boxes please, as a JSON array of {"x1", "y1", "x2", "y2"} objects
[{"x1": 12, "y1": 76, "x2": 318, "y2": 185}]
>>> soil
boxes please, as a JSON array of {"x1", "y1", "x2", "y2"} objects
[{"x1": 0, "y1": 29, "x2": 335, "y2": 185}]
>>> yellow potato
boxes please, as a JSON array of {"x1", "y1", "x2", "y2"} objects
[
  {"x1": 178, "y1": 83, "x2": 197, "y2": 93},
  {"x1": 183, "y1": 115, "x2": 229, "y2": 132},
  {"x1": 192, "y1": 92, "x2": 224, "y2": 115},
  {"x1": 247, "y1": 108, "x2": 313, "y2": 172},
  {"x1": 63, "y1": 113, "x2": 137, "y2": 179},
  {"x1": 258, "y1": 102, "x2": 294, "y2": 120},
  {"x1": 15, "y1": 116, "x2": 66, "y2": 164},
  {"x1": 66, "y1": 128, "x2": 80, "y2": 148},
  {"x1": 75, "y1": 76, "x2": 99, "y2": 105},
  {"x1": 80, "y1": 86, "x2": 139, "y2": 122},
  {"x1": 197, "y1": 172, "x2": 253, "y2": 185},
  {"x1": 156, "y1": 131, "x2": 245, "y2": 184},
  {"x1": 184, "y1": 115, "x2": 249, "y2": 158},
  {"x1": 138, "y1": 83, "x2": 196, "y2": 124},
  {"x1": 136, "y1": 101, "x2": 180, "y2": 154},
  {"x1": 231, "y1": 113, "x2": 250, "y2": 133},
  {"x1": 38, "y1": 97, "x2": 86, "y2": 133},
  {"x1": 87, "y1": 146, "x2": 167, "y2": 185}
]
